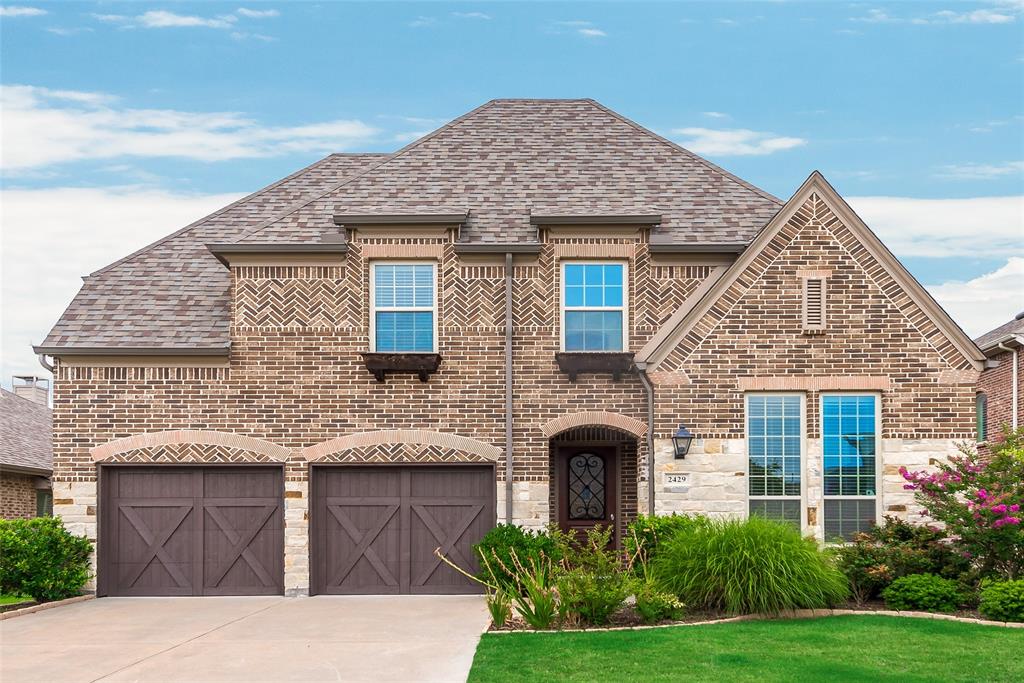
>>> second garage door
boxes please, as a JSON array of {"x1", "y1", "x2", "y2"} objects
[
  {"x1": 312, "y1": 466, "x2": 494, "y2": 595},
  {"x1": 100, "y1": 466, "x2": 284, "y2": 596}
]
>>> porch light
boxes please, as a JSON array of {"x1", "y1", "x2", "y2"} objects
[{"x1": 672, "y1": 425, "x2": 695, "y2": 459}]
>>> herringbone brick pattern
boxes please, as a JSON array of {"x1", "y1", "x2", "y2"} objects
[
  {"x1": 235, "y1": 268, "x2": 349, "y2": 329},
  {"x1": 315, "y1": 443, "x2": 492, "y2": 464},
  {"x1": 104, "y1": 443, "x2": 278, "y2": 464}
]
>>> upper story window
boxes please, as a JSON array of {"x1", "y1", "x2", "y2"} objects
[
  {"x1": 371, "y1": 262, "x2": 436, "y2": 353},
  {"x1": 561, "y1": 262, "x2": 627, "y2": 352}
]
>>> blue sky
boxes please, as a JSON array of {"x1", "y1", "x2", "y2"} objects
[{"x1": 1, "y1": 1, "x2": 1022, "y2": 383}]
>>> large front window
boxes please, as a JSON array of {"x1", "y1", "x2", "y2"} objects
[
  {"x1": 822, "y1": 394, "x2": 879, "y2": 541},
  {"x1": 747, "y1": 394, "x2": 803, "y2": 527},
  {"x1": 561, "y1": 262, "x2": 627, "y2": 351},
  {"x1": 371, "y1": 262, "x2": 436, "y2": 352}
]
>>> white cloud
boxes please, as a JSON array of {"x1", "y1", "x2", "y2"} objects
[
  {"x1": 672, "y1": 127, "x2": 807, "y2": 156},
  {"x1": 846, "y1": 195, "x2": 1024, "y2": 259},
  {"x1": 702, "y1": 111, "x2": 729, "y2": 119},
  {"x1": 236, "y1": 7, "x2": 279, "y2": 19},
  {"x1": 409, "y1": 16, "x2": 437, "y2": 28},
  {"x1": 550, "y1": 20, "x2": 607, "y2": 38},
  {"x1": 0, "y1": 84, "x2": 379, "y2": 171},
  {"x1": 0, "y1": 6, "x2": 47, "y2": 17},
  {"x1": 851, "y1": 4, "x2": 1021, "y2": 25},
  {"x1": 452, "y1": 11, "x2": 490, "y2": 20},
  {"x1": 935, "y1": 161, "x2": 1024, "y2": 180},
  {"x1": 135, "y1": 10, "x2": 236, "y2": 29},
  {"x1": 45, "y1": 27, "x2": 94, "y2": 36},
  {"x1": 928, "y1": 9, "x2": 1016, "y2": 24},
  {"x1": 0, "y1": 187, "x2": 244, "y2": 384},
  {"x1": 927, "y1": 258, "x2": 1024, "y2": 337},
  {"x1": 852, "y1": 9, "x2": 897, "y2": 23}
]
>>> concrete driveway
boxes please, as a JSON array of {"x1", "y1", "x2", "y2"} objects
[{"x1": 1, "y1": 595, "x2": 490, "y2": 683}]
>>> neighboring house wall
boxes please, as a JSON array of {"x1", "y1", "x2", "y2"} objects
[
  {"x1": 977, "y1": 347, "x2": 1022, "y2": 441},
  {"x1": 1, "y1": 472, "x2": 37, "y2": 519}
]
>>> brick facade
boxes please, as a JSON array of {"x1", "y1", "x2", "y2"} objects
[
  {"x1": 978, "y1": 347, "x2": 1022, "y2": 441},
  {"x1": 1, "y1": 473, "x2": 37, "y2": 519},
  {"x1": 48, "y1": 181, "x2": 981, "y2": 592}
]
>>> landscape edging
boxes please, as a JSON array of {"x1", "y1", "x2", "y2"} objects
[
  {"x1": 485, "y1": 609, "x2": 1024, "y2": 634},
  {"x1": 0, "y1": 594, "x2": 94, "y2": 621}
]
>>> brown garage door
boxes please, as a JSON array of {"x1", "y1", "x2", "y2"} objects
[
  {"x1": 312, "y1": 466, "x2": 494, "y2": 595},
  {"x1": 100, "y1": 466, "x2": 283, "y2": 596}
]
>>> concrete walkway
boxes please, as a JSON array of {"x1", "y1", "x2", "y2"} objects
[{"x1": 0, "y1": 595, "x2": 490, "y2": 682}]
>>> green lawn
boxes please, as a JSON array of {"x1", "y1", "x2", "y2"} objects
[
  {"x1": 0, "y1": 594, "x2": 33, "y2": 606},
  {"x1": 469, "y1": 616, "x2": 1023, "y2": 683}
]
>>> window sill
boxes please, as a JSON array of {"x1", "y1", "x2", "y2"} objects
[
  {"x1": 361, "y1": 352, "x2": 442, "y2": 383},
  {"x1": 555, "y1": 352, "x2": 634, "y2": 382}
]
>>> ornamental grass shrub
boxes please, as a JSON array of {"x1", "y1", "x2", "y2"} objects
[
  {"x1": 978, "y1": 580, "x2": 1024, "y2": 623},
  {"x1": 651, "y1": 515, "x2": 848, "y2": 615},
  {"x1": 0, "y1": 517, "x2": 93, "y2": 602},
  {"x1": 625, "y1": 514, "x2": 709, "y2": 570},
  {"x1": 881, "y1": 573, "x2": 963, "y2": 613}
]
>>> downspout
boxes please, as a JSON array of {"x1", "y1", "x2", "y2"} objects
[
  {"x1": 505, "y1": 252, "x2": 514, "y2": 523},
  {"x1": 635, "y1": 362, "x2": 656, "y2": 515},
  {"x1": 997, "y1": 337, "x2": 1023, "y2": 430}
]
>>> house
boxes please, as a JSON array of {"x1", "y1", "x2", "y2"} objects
[
  {"x1": 974, "y1": 313, "x2": 1024, "y2": 443},
  {"x1": 1, "y1": 377, "x2": 53, "y2": 519},
  {"x1": 34, "y1": 99, "x2": 984, "y2": 597}
]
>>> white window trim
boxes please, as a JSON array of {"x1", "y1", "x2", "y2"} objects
[
  {"x1": 819, "y1": 391, "x2": 883, "y2": 538},
  {"x1": 368, "y1": 260, "x2": 439, "y2": 353},
  {"x1": 559, "y1": 260, "x2": 629, "y2": 352},
  {"x1": 745, "y1": 392, "x2": 807, "y2": 535}
]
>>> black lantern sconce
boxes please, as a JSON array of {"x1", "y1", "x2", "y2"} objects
[{"x1": 672, "y1": 425, "x2": 695, "y2": 459}]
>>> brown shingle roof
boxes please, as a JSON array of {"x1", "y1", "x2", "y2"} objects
[
  {"x1": 237, "y1": 99, "x2": 781, "y2": 245},
  {"x1": 40, "y1": 99, "x2": 782, "y2": 351},
  {"x1": 0, "y1": 389, "x2": 52, "y2": 474},
  {"x1": 975, "y1": 313, "x2": 1024, "y2": 351},
  {"x1": 40, "y1": 153, "x2": 384, "y2": 350}
]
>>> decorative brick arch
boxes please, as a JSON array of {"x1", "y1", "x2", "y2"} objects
[
  {"x1": 302, "y1": 430, "x2": 502, "y2": 463},
  {"x1": 540, "y1": 411, "x2": 647, "y2": 439},
  {"x1": 90, "y1": 430, "x2": 291, "y2": 463}
]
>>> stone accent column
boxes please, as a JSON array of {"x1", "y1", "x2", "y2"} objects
[
  {"x1": 53, "y1": 481, "x2": 98, "y2": 591},
  {"x1": 653, "y1": 438, "x2": 746, "y2": 517},
  {"x1": 504, "y1": 481, "x2": 548, "y2": 530},
  {"x1": 283, "y1": 479, "x2": 309, "y2": 596}
]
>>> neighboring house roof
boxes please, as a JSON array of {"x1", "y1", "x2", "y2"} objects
[
  {"x1": 38, "y1": 153, "x2": 384, "y2": 351},
  {"x1": 636, "y1": 172, "x2": 987, "y2": 372},
  {"x1": 0, "y1": 389, "x2": 52, "y2": 476},
  {"x1": 37, "y1": 99, "x2": 783, "y2": 353},
  {"x1": 974, "y1": 313, "x2": 1024, "y2": 354}
]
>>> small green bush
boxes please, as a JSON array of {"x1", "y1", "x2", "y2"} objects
[
  {"x1": 0, "y1": 517, "x2": 93, "y2": 602},
  {"x1": 474, "y1": 524, "x2": 562, "y2": 590},
  {"x1": 978, "y1": 580, "x2": 1024, "y2": 622},
  {"x1": 556, "y1": 527, "x2": 631, "y2": 626},
  {"x1": 652, "y1": 515, "x2": 849, "y2": 614},
  {"x1": 625, "y1": 514, "x2": 708, "y2": 568},
  {"x1": 833, "y1": 516, "x2": 973, "y2": 604},
  {"x1": 485, "y1": 587, "x2": 512, "y2": 628},
  {"x1": 633, "y1": 579, "x2": 684, "y2": 623},
  {"x1": 881, "y1": 574, "x2": 962, "y2": 613}
]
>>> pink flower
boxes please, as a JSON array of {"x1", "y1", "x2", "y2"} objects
[
  {"x1": 977, "y1": 489, "x2": 989, "y2": 500},
  {"x1": 1010, "y1": 504, "x2": 1021, "y2": 513},
  {"x1": 992, "y1": 504, "x2": 1008, "y2": 515}
]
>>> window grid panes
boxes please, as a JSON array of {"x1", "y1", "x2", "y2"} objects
[
  {"x1": 822, "y1": 394, "x2": 877, "y2": 541},
  {"x1": 562, "y1": 263, "x2": 626, "y2": 351},
  {"x1": 747, "y1": 395, "x2": 802, "y2": 527},
  {"x1": 372, "y1": 264, "x2": 435, "y2": 352}
]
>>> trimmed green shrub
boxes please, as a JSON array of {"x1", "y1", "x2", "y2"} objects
[
  {"x1": 0, "y1": 517, "x2": 93, "y2": 602},
  {"x1": 474, "y1": 524, "x2": 562, "y2": 590},
  {"x1": 625, "y1": 514, "x2": 709, "y2": 568},
  {"x1": 881, "y1": 574, "x2": 962, "y2": 613},
  {"x1": 651, "y1": 515, "x2": 848, "y2": 614},
  {"x1": 633, "y1": 579, "x2": 684, "y2": 623},
  {"x1": 979, "y1": 580, "x2": 1024, "y2": 622},
  {"x1": 833, "y1": 516, "x2": 973, "y2": 604}
]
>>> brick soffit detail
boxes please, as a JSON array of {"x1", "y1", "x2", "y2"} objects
[
  {"x1": 301, "y1": 430, "x2": 502, "y2": 462},
  {"x1": 90, "y1": 430, "x2": 291, "y2": 462}
]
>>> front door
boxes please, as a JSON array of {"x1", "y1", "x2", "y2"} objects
[{"x1": 556, "y1": 446, "x2": 619, "y2": 547}]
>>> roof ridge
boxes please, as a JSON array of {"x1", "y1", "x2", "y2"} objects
[
  {"x1": 582, "y1": 99, "x2": 783, "y2": 206},
  {"x1": 88, "y1": 153, "x2": 366, "y2": 278},
  {"x1": 232, "y1": 99, "x2": 503, "y2": 243}
]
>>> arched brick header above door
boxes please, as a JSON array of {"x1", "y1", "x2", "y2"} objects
[
  {"x1": 301, "y1": 430, "x2": 502, "y2": 463},
  {"x1": 540, "y1": 411, "x2": 648, "y2": 439},
  {"x1": 90, "y1": 430, "x2": 292, "y2": 463}
]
